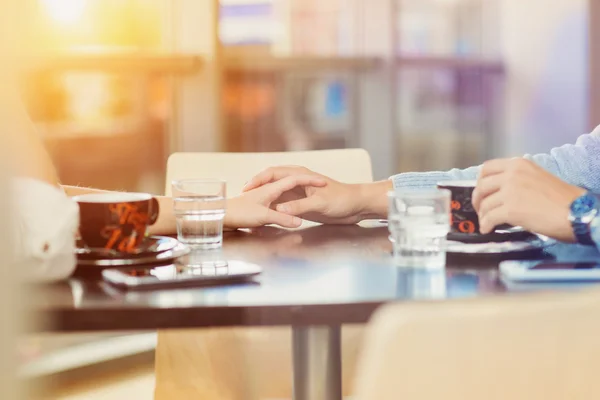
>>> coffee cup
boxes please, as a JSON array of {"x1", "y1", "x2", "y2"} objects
[
  {"x1": 437, "y1": 180, "x2": 479, "y2": 234},
  {"x1": 73, "y1": 193, "x2": 160, "y2": 254}
]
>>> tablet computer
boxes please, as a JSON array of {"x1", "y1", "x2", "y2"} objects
[{"x1": 500, "y1": 260, "x2": 600, "y2": 283}]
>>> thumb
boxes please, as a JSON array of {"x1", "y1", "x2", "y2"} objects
[
  {"x1": 276, "y1": 198, "x2": 318, "y2": 216},
  {"x1": 263, "y1": 209, "x2": 303, "y2": 228}
]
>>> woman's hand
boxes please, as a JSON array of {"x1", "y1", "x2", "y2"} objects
[
  {"x1": 225, "y1": 175, "x2": 327, "y2": 229},
  {"x1": 243, "y1": 166, "x2": 390, "y2": 224}
]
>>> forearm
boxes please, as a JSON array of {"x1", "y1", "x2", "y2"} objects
[
  {"x1": 523, "y1": 130, "x2": 600, "y2": 191},
  {"x1": 390, "y1": 166, "x2": 481, "y2": 190},
  {"x1": 387, "y1": 125, "x2": 600, "y2": 191}
]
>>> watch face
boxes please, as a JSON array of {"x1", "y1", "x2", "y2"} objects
[{"x1": 571, "y1": 194, "x2": 597, "y2": 217}]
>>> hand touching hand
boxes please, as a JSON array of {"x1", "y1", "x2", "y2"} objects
[
  {"x1": 243, "y1": 166, "x2": 390, "y2": 224},
  {"x1": 472, "y1": 158, "x2": 585, "y2": 241},
  {"x1": 225, "y1": 174, "x2": 327, "y2": 229}
]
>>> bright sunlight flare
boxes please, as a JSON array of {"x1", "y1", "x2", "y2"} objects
[{"x1": 41, "y1": 0, "x2": 89, "y2": 25}]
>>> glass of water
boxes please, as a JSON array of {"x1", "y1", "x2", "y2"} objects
[
  {"x1": 388, "y1": 189, "x2": 451, "y2": 269},
  {"x1": 172, "y1": 179, "x2": 226, "y2": 249}
]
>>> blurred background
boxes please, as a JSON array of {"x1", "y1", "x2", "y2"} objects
[
  {"x1": 20, "y1": 0, "x2": 597, "y2": 397},
  {"x1": 23, "y1": 0, "x2": 594, "y2": 194}
]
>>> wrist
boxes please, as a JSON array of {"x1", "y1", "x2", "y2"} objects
[
  {"x1": 356, "y1": 180, "x2": 393, "y2": 220},
  {"x1": 223, "y1": 197, "x2": 240, "y2": 231}
]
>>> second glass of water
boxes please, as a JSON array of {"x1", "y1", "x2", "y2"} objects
[
  {"x1": 388, "y1": 189, "x2": 451, "y2": 269},
  {"x1": 172, "y1": 179, "x2": 226, "y2": 249}
]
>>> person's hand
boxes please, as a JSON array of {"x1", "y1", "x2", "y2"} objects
[
  {"x1": 472, "y1": 158, "x2": 585, "y2": 242},
  {"x1": 243, "y1": 166, "x2": 390, "y2": 224},
  {"x1": 225, "y1": 175, "x2": 327, "y2": 229}
]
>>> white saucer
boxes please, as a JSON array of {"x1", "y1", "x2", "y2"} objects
[
  {"x1": 447, "y1": 235, "x2": 555, "y2": 255},
  {"x1": 76, "y1": 236, "x2": 190, "y2": 267}
]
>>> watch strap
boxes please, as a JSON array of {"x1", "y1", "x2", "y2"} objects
[
  {"x1": 571, "y1": 192, "x2": 599, "y2": 246},
  {"x1": 573, "y1": 221, "x2": 596, "y2": 246}
]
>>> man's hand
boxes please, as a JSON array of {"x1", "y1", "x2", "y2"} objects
[
  {"x1": 225, "y1": 174, "x2": 327, "y2": 229},
  {"x1": 243, "y1": 166, "x2": 391, "y2": 224},
  {"x1": 472, "y1": 158, "x2": 585, "y2": 242}
]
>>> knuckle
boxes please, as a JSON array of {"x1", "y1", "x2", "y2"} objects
[
  {"x1": 286, "y1": 203, "x2": 297, "y2": 213},
  {"x1": 511, "y1": 158, "x2": 531, "y2": 172},
  {"x1": 281, "y1": 175, "x2": 294, "y2": 184},
  {"x1": 261, "y1": 167, "x2": 275, "y2": 176},
  {"x1": 507, "y1": 159, "x2": 521, "y2": 172},
  {"x1": 505, "y1": 167, "x2": 520, "y2": 182}
]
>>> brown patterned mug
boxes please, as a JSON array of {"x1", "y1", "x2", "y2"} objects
[{"x1": 73, "y1": 193, "x2": 160, "y2": 254}]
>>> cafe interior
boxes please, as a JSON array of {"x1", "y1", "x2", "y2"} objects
[{"x1": 7, "y1": 0, "x2": 600, "y2": 399}]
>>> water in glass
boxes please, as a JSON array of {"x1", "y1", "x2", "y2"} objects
[
  {"x1": 174, "y1": 195, "x2": 225, "y2": 248},
  {"x1": 388, "y1": 190, "x2": 451, "y2": 269}
]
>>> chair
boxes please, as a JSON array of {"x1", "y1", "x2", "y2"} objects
[
  {"x1": 155, "y1": 149, "x2": 373, "y2": 400},
  {"x1": 164, "y1": 149, "x2": 373, "y2": 197},
  {"x1": 353, "y1": 288, "x2": 600, "y2": 400}
]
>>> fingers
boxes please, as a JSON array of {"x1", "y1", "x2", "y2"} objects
[
  {"x1": 479, "y1": 158, "x2": 513, "y2": 179},
  {"x1": 474, "y1": 158, "x2": 541, "y2": 233},
  {"x1": 243, "y1": 166, "x2": 325, "y2": 192},
  {"x1": 276, "y1": 197, "x2": 319, "y2": 217},
  {"x1": 263, "y1": 175, "x2": 328, "y2": 204},
  {"x1": 243, "y1": 169, "x2": 286, "y2": 192},
  {"x1": 262, "y1": 208, "x2": 303, "y2": 228},
  {"x1": 479, "y1": 204, "x2": 510, "y2": 234},
  {"x1": 477, "y1": 191, "x2": 504, "y2": 219},
  {"x1": 474, "y1": 172, "x2": 508, "y2": 233},
  {"x1": 243, "y1": 166, "x2": 300, "y2": 192},
  {"x1": 473, "y1": 175, "x2": 503, "y2": 212},
  {"x1": 477, "y1": 192, "x2": 505, "y2": 234}
]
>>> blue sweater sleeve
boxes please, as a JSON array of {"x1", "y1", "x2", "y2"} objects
[{"x1": 391, "y1": 125, "x2": 600, "y2": 191}]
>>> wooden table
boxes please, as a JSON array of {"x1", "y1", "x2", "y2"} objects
[{"x1": 37, "y1": 222, "x2": 586, "y2": 400}]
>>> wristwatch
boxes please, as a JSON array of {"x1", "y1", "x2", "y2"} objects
[{"x1": 569, "y1": 192, "x2": 600, "y2": 246}]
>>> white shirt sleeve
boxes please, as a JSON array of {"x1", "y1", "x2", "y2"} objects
[{"x1": 12, "y1": 178, "x2": 79, "y2": 282}]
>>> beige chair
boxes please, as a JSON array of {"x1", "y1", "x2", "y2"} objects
[
  {"x1": 164, "y1": 149, "x2": 373, "y2": 197},
  {"x1": 155, "y1": 149, "x2": 373, "y2": 400},
  {"x1": 354, "y1": 288, "x2": 600, "y2": 400}
]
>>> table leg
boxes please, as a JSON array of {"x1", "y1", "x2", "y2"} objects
[{"x1": 292, "y1": 325, "x2": 342, "y2": 400}]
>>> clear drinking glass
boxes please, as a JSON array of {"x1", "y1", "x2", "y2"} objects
[
  {"x1": 396, "y1": 268, "x2": 447, "y2": 299},
  {"x1": 388, "y1": 189, "x2": 451, "y2": 269},
  {"x1": 172, "y1": 179, "x2": 226, "y2": 249},
  {"x1": 177, "y1": 248, "x2": 229, "y2": 270}
]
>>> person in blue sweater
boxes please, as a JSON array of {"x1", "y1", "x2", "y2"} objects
[{"x1": 244, "y1": 126, "x2": 600, "y2": 247}]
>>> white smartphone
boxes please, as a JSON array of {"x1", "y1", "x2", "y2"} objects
[
  {"x1": 500, "y1": 260, "x2": 600, "y2": 283},
  {"x1": 102, "y1": 261, "x2": 262, "y2": 290}
]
